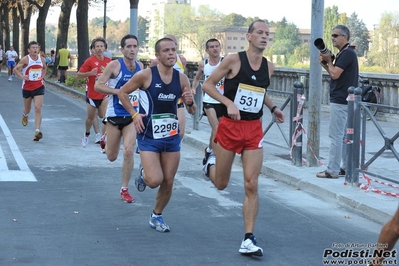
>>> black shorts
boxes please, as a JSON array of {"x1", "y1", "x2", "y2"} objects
[
  {"x1": 86, "y1": 97, "x2": 104, "y2": 108},
  {"x1": 202, "y1": 103, "x2": 223, "y2": 118},
  {"x1": 22, "y1": 86, "x2": 45, "y2": 99},
  {"x1": 107, "y1": 116, "x2": 133, "y2": 131},
  {"x1": 58, "y1": 66, "x2": 68, "y2": 70}
]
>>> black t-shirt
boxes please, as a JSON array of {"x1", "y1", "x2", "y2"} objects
[
  {"x1": 222, "y1": 51, "x2": 270, "y2": 120},
  {"x1": 329, "y1": 45, "x2": 359, "y2": 104}
]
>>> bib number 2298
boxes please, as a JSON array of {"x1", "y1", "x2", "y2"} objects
[{"x1": 151, "y1": 113, "x2": 179, "y2": 139}]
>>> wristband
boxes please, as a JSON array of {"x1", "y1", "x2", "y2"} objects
[
  {"x1": 270, "y1": 105, "x2": 277, "y2": 113},
  {"x1": 131, "y1": 112, "x2": 139, "y2": 120},
  {"x1": 187, "y1": 102, "x2": 194, "y2": 107}
]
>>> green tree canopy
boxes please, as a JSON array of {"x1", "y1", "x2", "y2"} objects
[
  {"x1": 222, "y1": 13, "x2": 246, "y2": 27},
  {"x1": 346, "y1": 12, "x2": 370, "y2": 57},
  {"x1": 266, "y1": 18, "x2": 301, "y2": 65},
  {"x1": 162, "y1": 3, "x2": 224, "y2": 60},
  {"x1": 367, "y1": 12, "x2": 399, "y2": 73}
]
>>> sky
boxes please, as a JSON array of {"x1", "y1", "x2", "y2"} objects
[{"x1": 42, "y1": 0, "x2": 397, "y2": 30}]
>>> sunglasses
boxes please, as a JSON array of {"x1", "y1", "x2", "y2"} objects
[{"x1": 331, "y1": 34, "x2": 345, "y2": 38}]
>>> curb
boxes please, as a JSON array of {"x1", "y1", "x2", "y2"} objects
[{"x1": 46, "y1": 80, "x2": 85, "y2": 101}]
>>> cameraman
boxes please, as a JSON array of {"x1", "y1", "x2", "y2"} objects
[{"x1": 316, "y1": 25, "x2": 359, "y2": 179}]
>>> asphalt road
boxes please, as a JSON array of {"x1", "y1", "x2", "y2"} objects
[{"x1": 0, "y1": 75, "x2": 393, "y2": 266}]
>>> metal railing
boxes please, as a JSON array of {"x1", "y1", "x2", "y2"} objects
[{"x1": 345, "y1": 87, "x2": 399, "y2": 185}]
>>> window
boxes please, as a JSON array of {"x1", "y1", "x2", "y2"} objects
[
  {"x1": 233, "y1": 46, "x2": 236, "y2": 49},
  {"x1": 227, "y1": 46, "x2": 231, "y2": 49},
  {"x1": 227, "y1": 37, "x2": 232, "y2": 40},
  {"x1": 241, "y1": 46, "x2": 244, "y2": 49},
  {"x1": 241, "y1": 37, "x2": 245, "y2": 41},
  {"x1": 233, "y1": 37, "x2": 237, "y2": 40},
  {"x1": 269, "y1": 38, "x2": 273, "y2": 42}
]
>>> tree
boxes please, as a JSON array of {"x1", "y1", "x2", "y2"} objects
[
  {"x1": 222, "y1": 13, "x2": 246, "y2": 27},
  {"x1": 51, "y1": 0, "x2": 74, "y2": 76},
  {"x1": 367, "y1": 12, "x2": 399, "y2": 73},
  {"x1": 17, "y1": 1, "x2": 33, "y2": 57},
  {"x1": 163, "y1": 3, "x2": 224, "y2": 60},
  {"x1": 0, "y1": 1, "x2": 12, "y2": 51},
  {"x1": 76, "y1": 0, "x2": 88, "y2": 68},
  {"x1": 138, "y1": 16, "x2": 148, "y2": 46},
  {"x1": 12, "y1": 0, "x2": 20, "y2": 55},
  {"x1": 346, "y1": 12, "x2": 369, "y2": 57},
  {"x1": 290, "y1": 43, "x2": 311, "y2": 65},
  {"x1": 26, "y1": 0, "x2": 56, "y2": 54},
  {"x1": 323, "y1": 6, "x2": 344, "y2": 54},
  {"x1": 266, "y1": 18, "x2": 301, "y2": 65}
]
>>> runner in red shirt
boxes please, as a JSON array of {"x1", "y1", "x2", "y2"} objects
[{"x1": 77, "y1": 37, "x2": 111, "y2": 147}]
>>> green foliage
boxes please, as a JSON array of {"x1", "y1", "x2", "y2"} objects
[
  {"x1": 65, "y1": 75, "x2": 86, "y2": 92},
  {"x1": 162, "y1": 4, "x2": 224, "y2": 60},
  {"x1": 323, "y1": 6, "x2": 342, "y2": 54},
  {"x1": 266, "y1": 18, "x2": 301, "y2": 66},
  {"x1": 346, "y1": 12, "x2": 370, "y2": 57},
  {"x1": 290, "y1": 44, "x2": 311, "y2": 65},
  {"x1": 222, "y1": 13, "x2": 247, "y2": 27},
  {"x1": 138, "y1": 16, "x2": 149, "y2": 47},
  {"x1": 366, "y1": 12, "x2": 399, "y2": 73}
]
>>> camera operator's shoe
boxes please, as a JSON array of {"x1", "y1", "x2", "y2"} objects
[{"x1": 316, "y1": 170, "x2": 338, "y2": 179}]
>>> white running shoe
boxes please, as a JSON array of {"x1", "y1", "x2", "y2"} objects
[
  {"x1": 8, "y1": 76, "x2": 12, "y2": 81},
  {"x1": 202, "y1": 153, "x2": 215, "y2": 181},
  {"x1": 95, "y1": 133, "x2": 102, "y2": 144},
  {"x1": 81, "y1": 134, "x2": 89, "y2": 148},
  {"x1": 239, "y1": 235, "x2": 263, "y2": 256}
]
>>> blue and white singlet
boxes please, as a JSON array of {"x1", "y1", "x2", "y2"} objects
[{"x1": 106, "y1": 58, "x2": 141, "y2": 117}]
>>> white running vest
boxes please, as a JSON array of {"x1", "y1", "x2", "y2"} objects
[{"x1": 202, "y1": 57, "x2": 224, "y2": 104}]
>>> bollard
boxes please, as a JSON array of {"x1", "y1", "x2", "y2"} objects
[
  {"x1": 292, "y1": 81, "x2": 304, "y2": 166},
  {"x1": 192, "y1": 82, "x2": 203, "y2": 130},
  {"x1": 345, "y1": 86, "x2": 355, "y2": 184},
  {"x1": 352, "y1": 87, "x2": 362, "y2": 185}
]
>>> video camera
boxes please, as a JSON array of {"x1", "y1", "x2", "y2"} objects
[{"x1": 314, "y1": 38, "x2": 335, "y2": 65}]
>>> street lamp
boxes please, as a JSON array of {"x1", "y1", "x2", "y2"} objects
[{"x1": 130, "y1": 0, "x2": 139, "y2": 36}]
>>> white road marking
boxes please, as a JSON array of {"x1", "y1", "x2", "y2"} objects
[{"x1": 0, "y1": 115, "x2": 37, "y2": 181}]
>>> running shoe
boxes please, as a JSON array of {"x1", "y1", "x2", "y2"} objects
[
  {"x1": 33, "y1": 131, "x2": 43, "y2": 141},
  {"x1": 202, "y1": 153, "x2": 215, "y2": 181},
  {"x1": 135, "y1": 162, "x2": 146, "y2": 192},
  {"x1": 81, "y1": 134, "x2": 89, "y2": 148},
  {"x1": 95, "y1": 133, "x2": 102, "y2": 144},
  {"x1": 8, "y1": 76, "x2": 12, "y2": 81},
  {"x1": 239, "y1": 235, "x2": 263, "y2": 256},
  {"x1": 202, "y1": 147, "x2": 212, "y2": 165},
  {"x1": 120, "y1": 188, "x2": 134, "y2": 203},
  {"x1": 22, "y1": 114, "x2": 28, "y2": 126},
  {"x1": 100, "y1": 132, "x2": 107, "y2": 150},
  {"x1": 149, "y1": 214, "x2": 170, "y2": 232}
]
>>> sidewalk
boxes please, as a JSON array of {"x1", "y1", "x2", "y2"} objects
[{"x1": 47, "y1": 80, "x2": 399, "y2": 225}]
